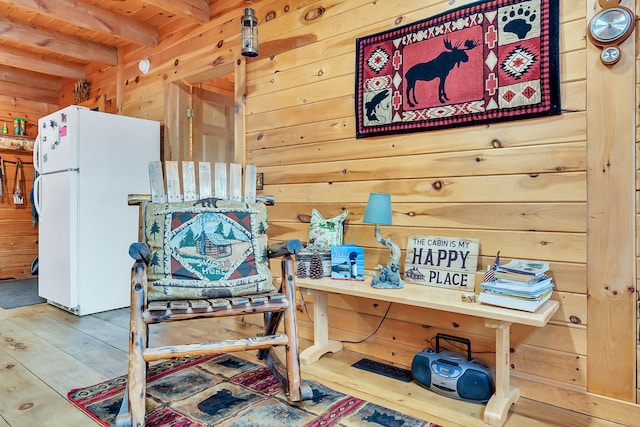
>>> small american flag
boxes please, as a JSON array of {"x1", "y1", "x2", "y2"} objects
[{"x1": 482, "y1": 251, "x2": 501, "y2": 282}]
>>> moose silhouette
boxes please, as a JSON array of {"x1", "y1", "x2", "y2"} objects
[{"x1": 405, "y1": 38, "x2": 480, "y2": 106}]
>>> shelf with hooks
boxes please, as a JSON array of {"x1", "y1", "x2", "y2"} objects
[{"x1": 0, "y1": 135, "x2": 35, "y2": 151}]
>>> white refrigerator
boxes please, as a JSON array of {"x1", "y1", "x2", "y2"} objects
[{"x1": 33, "y1": 106, "x2": 160, "y2": 315}]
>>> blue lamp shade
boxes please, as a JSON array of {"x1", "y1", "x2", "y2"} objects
[{"x1": 362, "y1": 192, "x2": 392, "y2": 225}]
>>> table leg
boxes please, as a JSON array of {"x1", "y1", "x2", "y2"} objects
[
  {"x1": 483, "y1": 320, "x2": 519, "y2": 427},
  {"x1": 299, "y1": 290, "x2": 343, "y2": 365}
]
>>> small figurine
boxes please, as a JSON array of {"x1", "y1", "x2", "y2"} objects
[{"x1": 370, "y1": 227, "x2": 404, "y2": 289}]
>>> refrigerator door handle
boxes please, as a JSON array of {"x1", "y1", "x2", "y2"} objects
[
  {"x1": 33, "y1": 174, "x2": 42, "y2": 218},
  {"x1": 33, "y1": 134, "x2": 41, "y2": 174}
]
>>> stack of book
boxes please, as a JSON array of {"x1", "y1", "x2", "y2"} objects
[{"x1": 477, "y1": 259, "x2": 553, "y2": 312}]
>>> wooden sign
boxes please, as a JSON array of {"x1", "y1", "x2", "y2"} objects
[{"x1": 404, "y1": 236, "x2": 479, "y2": 291}]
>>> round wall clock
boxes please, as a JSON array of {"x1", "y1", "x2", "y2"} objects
[{"x1": 587, "y1": 0, "x2": 636, "y2": 66}]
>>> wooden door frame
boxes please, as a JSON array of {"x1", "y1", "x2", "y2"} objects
[{"x1": 163, "y1": 58, "x2": 246, "y2": 164}]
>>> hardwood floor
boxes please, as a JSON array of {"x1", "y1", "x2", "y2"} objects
[{"x1": 0, "y1": 302, "x2": 627, "y2": 427}]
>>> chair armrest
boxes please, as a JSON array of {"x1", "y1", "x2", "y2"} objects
[
  {"x1": 127, "y1": 194, "x2": 152, "y2": 206},
  {"x1": 267, "y1": 239, "x2": 302, "y2": 258},
  {"x1": 129, "y1": 242, "x2": 150, "y2": 262}
]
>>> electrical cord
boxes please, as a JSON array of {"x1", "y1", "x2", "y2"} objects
[
  {"x1": 340, "y1": 302, "x2": 392, "y2": 344},
  {"x1": 297, "y1": 287, "x2": 392, "y2": 345}
]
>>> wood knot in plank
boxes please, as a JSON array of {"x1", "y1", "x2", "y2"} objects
[
  {"x1": 304, "y1": 7, "x2": 325, "y2": 21},
  {"x1": 432, "y1": 180, "x2": 444, "y2": 190},
  {"x1": 603, "y1": 286, "x2": 623, "y2": 298},
  {"x1": 297, "y1": 214, "x2": 311, "y2": 223}
]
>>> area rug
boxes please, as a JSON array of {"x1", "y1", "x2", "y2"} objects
[
  {"x1": 0, "y1": 278, "x2": 45, "y2": 309},
  {"x1": 355, "y1": 0, "x2": 560, "y2": 138},
  {"x1": 68, "y1": 353, "x2": 440, "y2": 426}
]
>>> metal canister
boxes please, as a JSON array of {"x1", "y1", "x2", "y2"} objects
[
  {"x1": 13, "y1": 118, "x2": 19, "y2": 135},
  {"x1": 19, "y1": 118, "x2": 26, "y2": 135}
]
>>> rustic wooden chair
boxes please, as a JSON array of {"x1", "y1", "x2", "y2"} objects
[{"x1": 116, "y1": 161, "x2": 312, "y2": 427}]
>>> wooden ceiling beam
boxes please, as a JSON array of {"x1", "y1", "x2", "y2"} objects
[
  {"x1": 0, "y1": 64, "x2": 62, "y2": 90},
  {"x1": 0, "y1": 0, "x2": 158, "y2": 47},
  {"x1": 144, "y1": 0, "x2": 210, "y2": 23},
  {"x1": 0, "y1": 80, "x2": 58, "y2": 104},
  {"x1": 0, "y1": 94, "x2": 59, "y2": 115},
  {"x1": 0, "y1": 15, "x2": 117, "y2": 64},
  {"x1": 0, "y1": 45, "x2": 86, "y2": 79}
]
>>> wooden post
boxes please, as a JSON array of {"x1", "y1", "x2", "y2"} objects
[
  {"x1": 585, "y1": 0, "x2": 636, "y2": 401},
  {"x1": 483, "y1": 320, "x2": 519, "y2": 427}
]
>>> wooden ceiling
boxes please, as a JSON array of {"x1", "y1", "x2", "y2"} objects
[{"x1": 0, "y1": 0, "x2": 222, "y2": 107}]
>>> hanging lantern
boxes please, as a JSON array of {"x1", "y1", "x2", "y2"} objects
[{"x1": 241, "y1": 8, "x2": 258, "y2": 57}]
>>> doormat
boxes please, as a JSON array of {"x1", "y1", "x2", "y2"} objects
[
  {"x1": 352, "y1": 358, "x2": 413, "y2": 382},
  {"x1": 355, "y1": 0, "x2": 560, "y2": 138},
  {"x1": 68, "y1": 353, "x2": 440, "y2": 427},
  {"x1": 0, "y1": 278, "x2": 45, "y2": 309}
]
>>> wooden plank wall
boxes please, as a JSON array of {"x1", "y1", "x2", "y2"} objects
[
  {"x1": 0, "y1": 149, "x2": 37, "y2": 280},
  {"x1": 247, "y1": 0, "x2": 600, "y2": 408},
  {"x1": 47, "y1": 0, "x2": 637, "y2": 423},
  {"x1": 0, "y1": 67, "x2": 59, "y2": 139}
]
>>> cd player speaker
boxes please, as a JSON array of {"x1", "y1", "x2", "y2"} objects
[{"x1": 411, "y1": 333, "x2": 494, "y2": 403}]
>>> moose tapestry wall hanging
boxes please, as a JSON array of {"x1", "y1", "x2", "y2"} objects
[{"x1": 355, "y1": 0, "x2": 560, "y2": 138}]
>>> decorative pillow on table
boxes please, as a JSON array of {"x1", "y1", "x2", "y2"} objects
[
  {"x1": 144, "y1": 198, "x2": 274, "y2": 301},
  {"x1": 306, "y1": 209, "x2": 349, "y2": 250}
]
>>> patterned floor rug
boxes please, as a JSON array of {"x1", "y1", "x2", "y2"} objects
[{"x1": 68, "y1": 353, "x2": 440, "y2": 427}]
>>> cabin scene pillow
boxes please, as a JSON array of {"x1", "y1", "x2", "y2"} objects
[
  {"x1": 144, "y1": 198, "x2": 274, "y2": 301},
  {"x1": 306, "y1": 209, "x2": 349, "y2": 250}
]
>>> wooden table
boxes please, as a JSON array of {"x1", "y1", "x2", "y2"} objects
[{"x1": 295, "y1": 277, "x2": 559, "y2": 427}]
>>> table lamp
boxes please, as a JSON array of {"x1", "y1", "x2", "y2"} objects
[{"x1": 362, "y1": 192, "x2": 404, "y2": 289}]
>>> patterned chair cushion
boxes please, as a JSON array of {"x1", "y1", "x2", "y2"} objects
[{"x1": 144, "y1": 198, "x2": 274, "y2": 301}]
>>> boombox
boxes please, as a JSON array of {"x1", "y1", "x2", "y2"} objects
[{"x1": 411, "y1": 333, "x2": 494, "y2": 403}]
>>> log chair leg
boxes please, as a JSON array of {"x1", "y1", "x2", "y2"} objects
[
  {"x1": 259, "y1": 311, "x2": 283, "y2": 360},
  {"x1": 259, "y1": 309, "x2": 288, "y2": 390},
  {"x1": 281, "y1": 255, "x2": 307, "y2": 401},
  {"x1": 129, "y1": 260, "x2": 149, "y2": 426}
]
